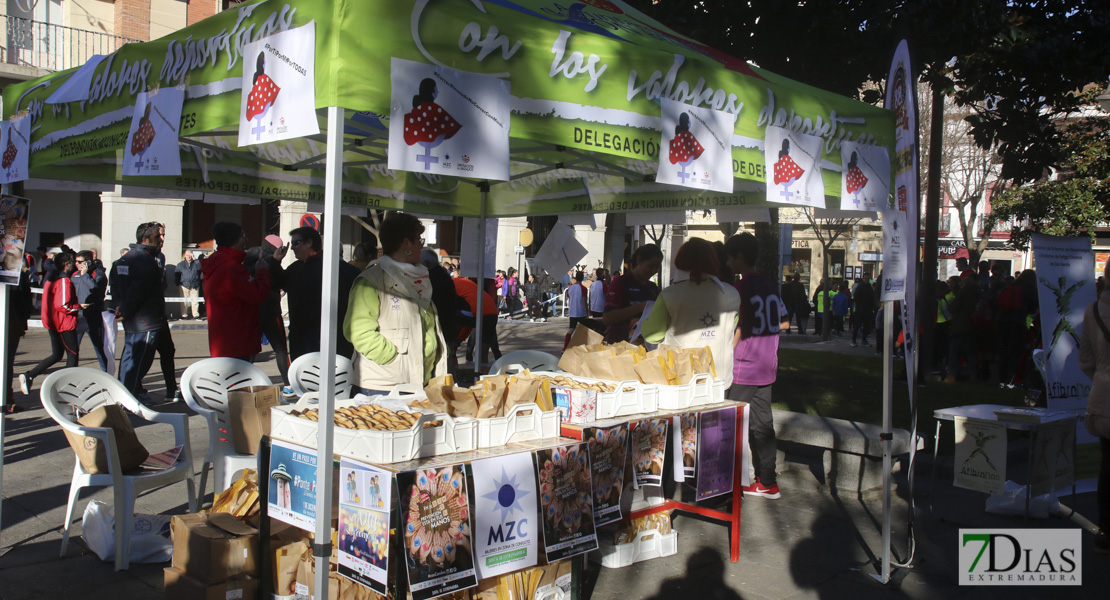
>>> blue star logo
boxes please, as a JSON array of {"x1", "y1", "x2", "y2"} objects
[{"x1": 481, "y1": 467, "x2": 530, "y2": 520}]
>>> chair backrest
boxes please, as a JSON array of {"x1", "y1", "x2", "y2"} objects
[
  {"x1": 489, "y1": 350, "x2": 560, "y2": 375},
  {"x1": 288, "y1": 352, "x2": 354, "y2": 397},
  {"x1": 180, "y1": 358, "x2": 273, "y2": 427},
  {"x1": 40, "y1": 367, "x2": 143, "y2": 428}
]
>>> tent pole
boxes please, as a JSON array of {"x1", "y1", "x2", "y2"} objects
[
  {"x1": 0, "y1": 179, "x2": 10, "y2": 546},
  {"x1": 474, "y1": 183, "x2": 489, "y2": 378},
  {"x1": 879, "y1": 300, "x2": 894, "y2": 583},
  {"x1": 314, "y1": 105, "x2": 345, "y2": 599}
]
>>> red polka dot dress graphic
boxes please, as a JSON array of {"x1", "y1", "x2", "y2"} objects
[
  {"x1": 403, "y1": 101, "x2": 462, "y2": 146},
  {"x1": 773, "y1": 154, "x2": 804, "y2": 185},
  {"x1": 130, "y1": 105, "x2": 156, "y2": 157},
  {"x1": 845, "y1": 164, "x2": 868, "y2": 194},
  {"x1": 246, "y1": 74, "x2": 280, "y2": 122},
  {"x1": 668, "y1": 130, "x2": 704, "y2": 165},
  {"x1": 2, "y1": 139, "x2": 16, "y2": 170}
]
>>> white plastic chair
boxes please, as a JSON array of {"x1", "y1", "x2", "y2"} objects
[
  {"x1": 489, "y1": 350, "x2": 561, "y2": 375},
  {"x1": 288, "y1": 352, "x2": 354, "y2": 398},
  {"x1": 40, "y1": 367, "x2": 197, "y2": 571},
  {"x1": 180, "y1": 358, "x2": 272, "y2": 503}
]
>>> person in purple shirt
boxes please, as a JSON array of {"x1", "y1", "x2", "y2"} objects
[{"x1": 602, "y1": 244, "x2": 663, "y2": 344}]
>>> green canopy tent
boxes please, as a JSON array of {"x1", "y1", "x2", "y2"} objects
[{"x1": 3, "y1": 0, "x2": 897, "y2": 593}]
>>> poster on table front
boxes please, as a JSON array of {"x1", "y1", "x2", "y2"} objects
[
  {"x1": 1030, "y1": 419, "x2": 1075, "y2": 497},
  {"x1": 535, "y1": 443, "x2": 598, "y2": 561},
  {"x1": 585, "y1": 424, "x2": 627, "y2": 527},
  {"x1": 471, "y1": 452, "x2": 539, "y2": 579},
  {"x1": 267, "y1": 439, "x2": 318, "y2": 532},
  {"x1": 656, "y1": 98, "x2": 736, "y2": 193},
  {"x1": 398, "y1": 465, "x2": 477, "y2": 600},
  {"x1": 631, "y1": 418, "x2": 668, "y2": 487},
  {"x1": 123, "y1": 86, "x2": 184, "y2": 177},
  {"x1": 388, "y1": 57, "x2": 511, "y2": 181},
  {"x1": 238, "y1": 21, "x2": 319, "y2": 147},
  {"x1": 1031, "y1": 233, "x2": 1096, "y2": 412},
  {"x1": 0, "y1": 113, "x2": 31, "y2": 184},
  {"x1": 696, "y1": 407, "x2": 736, "y2": 500},
  {"x1": 0, "y1": 195, "x2": 30, "y2": 286},
  {"x1": 953, "y1": 416, "x2": 1006, "y2": 495},
  {"x1": 337, "y1": 458, "x2": 392, "y2": 595},
  {"x1": 839, "y1": 142, "x2": 889, "y2": 212},
  {"x1": 764, "y1": 125, "x2": 824, "y2": 208}
]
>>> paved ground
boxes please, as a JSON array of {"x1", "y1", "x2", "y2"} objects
[{"x1": 0, "y1": 319, "x2": 1106, "y2": 599}]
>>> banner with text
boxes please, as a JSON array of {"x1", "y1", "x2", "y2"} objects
[
  {"x1": 238, "y1": 21, "x2": 319, "y2": 147},
  {"x1": 337, "y1": 458, "x2": 392, "y2": 595},
  {"x1": 471, "y1": 452, "x2": 539, "y2": 580}
]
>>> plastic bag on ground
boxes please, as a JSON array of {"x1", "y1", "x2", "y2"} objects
[
  {"x1": 81, "y1": 500, "x2": 173, "y2": 563},
  {"x1": 984, "y1": 480, "x2": 1060, "y2": 519}
]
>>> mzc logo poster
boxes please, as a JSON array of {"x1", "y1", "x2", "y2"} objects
[
  {"x1": 471, "y1": 452, "x2": 538, "y2": 579},
  {"x1": 268, "y1": 439, "x2": 318, "y2": 532},
  {"x1": 389, "y1": 57, "x2": 511, "y2": 181},
  {"x1": 839, "y1": 142, "x2": 889, "y2": 212},
  {"x1": 123, "y1": 86, "x2": 184, "y2": 177},
  {"x1": 238, "y1": 21, "x2": 319, "y2": 147},
  {"x1": 337, "y1": 458, "x2": 392, "y2": 595},
  {"x1": 0, "y1": 113, "x2": 31, "y2": 184},
  {"x1": 657, "y1": 98, "x2": 736, "y2": 193},
  {"x1": 398, "y1": 465, "x2": 477, "y2": 600},
  {"x1": 764, "y1": 125, "x2": 824, "y2": 208}
]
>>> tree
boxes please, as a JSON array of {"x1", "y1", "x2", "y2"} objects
[{"x1": 801, "y1": 208, "x2": 862, "y2": 340}]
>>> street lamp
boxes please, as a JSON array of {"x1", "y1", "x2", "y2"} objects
[{"x1": 1098, "y1": 82, "x2": 1110, "y2": 113}]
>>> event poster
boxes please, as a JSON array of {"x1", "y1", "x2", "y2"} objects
[
  {"x1": 535, "y1": 444, "x2": 598, "y2": 561},
  {"x1": 880, "y1": 206, "x2": 907, "y2": 301},
  {"x1": 671, "y1": 413, "x2": 698, "y2": 481},
  {"x1": 839, "y1": 142, "x2": 889, "y2": 212},
  {"x1": 696, "y1": 408, "x2": 736, "y2": 500},
  {"x1": 1030, "y1": 418, "x2": 1076, "y2": 497},
  {"x1": 953, "y1": 416, "x2": 1006, "y2": 495},
  {"x1": 267, "y1": 439, "x2": 318, "y2": 531},
  {"x1": 632, "y1": 419, "x2": 668, "y2": 487},
  {"x1": 470, "y1": 452, "x2": 539, "y2": 579},
  {"x1": 0, "y1": 195, "x2": 29, "y2": 285},
  {"x1": 585, "y1": 424, "x2": 627, "y2": 527},
  {"x1": 0, "y1": 113, "x2": 30, "y2": 184},
  {"x1": 238, "y1": 21, "x2": 319, "y2": 147},
  {"x1": 337, "y1": 458, "x2": 392, "y2": 595},
  {"x1": 656, "y1": 98, "x2": 736, "y2": 193},
  {"x1": 398, "y1": 465, "x2": 477, "y2": 600},
  {"x1": 1032, "y1": 233, "x2": 1096, "y2": 412},
  {"x1": 123, "y1": 86, "x2": 184, "y2": 177},
  {"x1": 388, "y1": 57, "x2": 511, "y2": 181},
  {"x1": 764, "y1": 125, "x2": 825, "y2": 208}
]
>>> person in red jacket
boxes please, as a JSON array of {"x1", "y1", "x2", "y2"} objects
[
  {"x1": 20, "y1": 251, "x2": 81, "y2": 394},
  {"x1": 201, "y1": 222, "x2": 273, "y2": 361}
]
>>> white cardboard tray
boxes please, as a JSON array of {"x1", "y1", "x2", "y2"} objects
[{"x1": 590, "y1": 529, "x2": 678, "y2": 568}]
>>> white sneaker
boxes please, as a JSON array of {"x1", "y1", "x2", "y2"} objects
[{"x1": 18, "y1": 374, "x2": 30, "y2": 395}]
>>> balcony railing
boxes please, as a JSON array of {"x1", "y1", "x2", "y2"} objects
[{"x1": 2, "y1": 14, "x2": 139, "y2": 73}]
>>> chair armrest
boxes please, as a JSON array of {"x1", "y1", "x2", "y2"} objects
[{"x1": 144, "y1": 409, "x2": 191, "y2": 449}]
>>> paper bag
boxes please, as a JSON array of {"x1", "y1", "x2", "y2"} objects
[
  {"x1": 474, "y1": 386, "x2": 507, "y2": 419},
  {"x1": 63, "y1": 404, "x2": 150, "y2": 474},
  {"x1": 228, "y1": 385, "x2": 282, "y2": 454},
  {"x1": 567, "y1": 323, "x2": 602, "y2": 351},
  {"x1": 634, "y1": 353, "x2": 672, "y2": 385},
  {"x1": 447, "y1": 386, "x2": 480, "y2": 418},
  {"x1": 557, "y1": 345, "x2": 590, "y2": 375},
  {"x1": 503, "y1": 377, "x2": 544, "y2": 414},
  {"x1": 274, "y1": 540, "x2": 309, "y2": 596}
]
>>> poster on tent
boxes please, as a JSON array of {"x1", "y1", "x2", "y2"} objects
[
  {"x1": 1029, "y1": 419, "x2": 1075, "y2": 497},
  {"x1": 471, "y1": 452, "x2": 539, "y2": 580},
  {"x1": 631, "y1": 418, "x2": 668, "y2": 487},
  {"x1": 337, "y1": 458, "x2": 391, "y2": 595},
  {"x1": 584, "y1": 423, "x2": 627, "y2": 527},
  {"x1": 533, "y1": 224, "x2": 588, "y2": 286},
  {"x1": 267, "y1": 439, "x2": 318, "y2": 532},
  {"x1": 389, "y1": 57, "x2": 511, "y2": 181},
  {"x1": 460, "y1": 218, "x2": 497, "y2": 279},
  {"x1": 879, "y1": 205, "x2": 907, "y2": 301},
  {"x1": 398, "y1": 464, "x2": 478, "y2": 600},
  {"x1": 696, "y1": 407, "x2": 737, "y2": 500},
  {"x1": 1032, "y1": 233, "x2": 1096, "y2": 412},
  {"x1": 764, "y1": 126, "x2": 824, "y2": 208},
  {"x1": 535, "y1": 443, "x2": 598, "y2": 561},
  {"x1": 839, "y1": 142, "x2": 889, "y2": 212},
  {"x1": 953, "y1": 416, "x2": 1006, "y2": 494},
  {"x1": 123, "y1": 86, "x2": 184, "y2": 177},
  {"x1": 0, "y1": 113, "x2": 30, "y2": 184},
  {"x1": 238, "y1": 21, "x2": 319, "y2": 147},
  {"x1": 0, "y1": 195, "x2": 29, "y2": 286},
  {"x1": 671, "y1": 413, "x2": 697, "y2": 480},
  {"x1": 656, "y1": 98, "x2": 736, "y2": 193}
]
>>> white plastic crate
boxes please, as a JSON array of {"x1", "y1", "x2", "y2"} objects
[
  {"x1": 590, "y1": 529, "x2": 678, "y2": 568},
  {"x1": 469, "y1": 402, "x2": 560, "y2": 447},
  {"x1": 269, "y1": 398, "x2": 477, "y2": 464},
  {"x1": 530, "y1": 372, "x2": 659, "y2": 420},
  {"x1": 656, "y1": 372, "x2": 716, "y2": 410}
]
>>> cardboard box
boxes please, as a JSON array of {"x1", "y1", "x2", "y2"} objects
[
  {"x1": 554, "y1": 387, "x2": 596, "y2": 424},
  {"x1": 228, "y1": 386, "x2": 282, "y2": 454},
  {"x1": 171, "y1": 513, "x2": 259, "y2": 584},
  {"x1": 163, "y1": 567, "x2": 258, "y2": 600}
]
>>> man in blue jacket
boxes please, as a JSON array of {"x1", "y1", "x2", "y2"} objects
[{"x1": 112, "y1": 222, "x2": 173, "y2": 403}]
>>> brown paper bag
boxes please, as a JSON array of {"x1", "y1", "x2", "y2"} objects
[
  {"x1": 673, "y1": 350, "x2": 695, "y2": 384},
  {"x1": 273, "y1": 540, "x2": 308, "y2": 596},
  {"x1": 228, "y1": 385, "x2": 282, "y2": 454},
  {"x1": 634, "y1": 351, "x2": 672, "y2": 385},
  {"x1": 447, "y1": 386, "x2": 479, "y2": 418},
  {"x1": 557, "y1": 345, "x2": 590, "y2": 375},
  {"x1": 63, "y1": 404, "x2": 149, "y2": 474},
  {"x1": 566, "y1": 323, "x2": 603, "y2": 350},
  {"x1": 474, "y1": 386, "x2": 507, "y2": 419},
  {"x1": 503, "y1": 377, "x2": 543, "y2": 415}
]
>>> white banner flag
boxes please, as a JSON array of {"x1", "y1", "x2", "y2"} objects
[
  {"x1": 764, "y1": 125, "x2": 824, "y2": 208},
  {"x1": 124, "y1": 86, "x2": 184, "y2": 177},
  {"x1": 238, "y1": 21, "x2": 319, "y2": 147},
  {"x1": 389, "y1": 57, "x2": 511, "y2": 181},
  {"x1": 656, "y1": 98, "x2": 736, "y2": 193}
]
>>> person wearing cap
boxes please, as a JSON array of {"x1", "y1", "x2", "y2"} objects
[
  {"x1": 176, "y1": 250, "x2": 203, "y2": 320},
  {"x1": 278, "y1": 226, "x2": 361, "y2": 360},
  {"x1": 201, "y1": 222, "x2": 272, "y2": 361}
]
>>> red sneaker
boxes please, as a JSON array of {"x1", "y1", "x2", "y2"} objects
[{"x1": 742, "y1": 478, "x2": 781, "y2": 499}]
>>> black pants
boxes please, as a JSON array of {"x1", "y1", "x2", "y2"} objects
[
  {"x1": 28, "y1": 329, "x2": 79, "y2": 379},
  {"x1": 260, "y1": 313, "x2": 291, "y2": 386},
  {"x1": 852, "y1": 310, "x2": 874, "y2": 344},
  {"x1": 6, "y1": 325, "x2": 23, "y2": 394},
  {"x1": 1099, "y1": 437, "x2": 1109, "y2": 532},
  {"x1": 465, "y1": 315, "x2": 502, "y2": 364},
  {"x1": 157, "y1": 327, "x2": 177, "y2": 394},
  {"x1": 728, "y1": 383, "x2": 776, "y2": 486}
]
